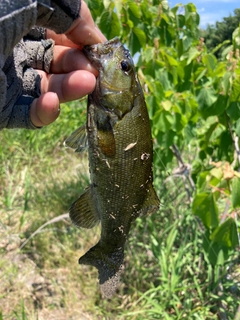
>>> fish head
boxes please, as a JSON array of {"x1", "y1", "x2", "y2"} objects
[{"x1": 83, "y1": 38, "x2": 140, "y2": 119}]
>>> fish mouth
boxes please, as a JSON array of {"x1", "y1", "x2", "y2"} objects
[{"x1": 83, "y1": 37, "x2": 122, "y2": 69}]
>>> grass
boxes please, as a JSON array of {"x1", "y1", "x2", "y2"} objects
[{"x1": 0, "y1": 100, "x2": 239, "y2": 319}]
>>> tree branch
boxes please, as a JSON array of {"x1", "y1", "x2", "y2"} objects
[{"x1": 169, "y1": 144, "x2": 196, "y2": 202}]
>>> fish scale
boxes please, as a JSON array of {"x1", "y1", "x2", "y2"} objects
[{"x1": 65, "y1": 38, "x2": 160, "y2": 298}]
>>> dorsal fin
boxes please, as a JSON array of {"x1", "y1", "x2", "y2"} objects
[
  {"x1": 70, "y1": 188, "x2": 100, "y2": 229},
  {"x1": 64, "y1": 125, "x2": 88, "y2": 153}
]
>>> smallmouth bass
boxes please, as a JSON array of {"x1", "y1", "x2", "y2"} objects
[{"x1": 65, "y1": 38, "x2": 159, "y2": 298}]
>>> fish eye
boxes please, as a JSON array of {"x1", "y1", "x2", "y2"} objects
[{"x1": 121, "y1": 60, "x2": 131, "y2": 72}]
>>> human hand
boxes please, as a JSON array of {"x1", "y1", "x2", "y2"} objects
[{"x1": 30, "y1": 1, "x2": 106, "y2": 127}]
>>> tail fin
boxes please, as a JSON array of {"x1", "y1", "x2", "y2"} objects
[{"x1": 79, "y1": 242, "x2": 124, "y2": 298}]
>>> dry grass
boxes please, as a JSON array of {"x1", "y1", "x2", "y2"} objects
[{"x1": 0, "y1": 143, "x2": 104, "y2": 319}]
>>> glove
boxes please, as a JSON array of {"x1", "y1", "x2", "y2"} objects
[{"x1": 1, "y1": 29, "x2": 54, "y2": 129}]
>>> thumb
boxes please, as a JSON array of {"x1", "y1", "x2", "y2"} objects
[{"x1": 30, "y1": 93, "x2": 60, "y2": 127}]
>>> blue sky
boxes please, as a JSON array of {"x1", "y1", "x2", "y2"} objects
[{"x1": 169, "y1": 0, "x2": 239, "y2": 28}]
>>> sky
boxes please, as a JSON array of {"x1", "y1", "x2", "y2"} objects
[{"x1": 169, "y1": 0, "x2": 239, "y2": 28}]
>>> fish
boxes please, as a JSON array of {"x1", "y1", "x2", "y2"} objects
[{"x1": 64, "y1": 37, "x2": 160, "y2": 298}]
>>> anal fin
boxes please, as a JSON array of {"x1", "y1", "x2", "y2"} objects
[{"x1": 70, "y1": 187, "x2": 99, "y2": 228}]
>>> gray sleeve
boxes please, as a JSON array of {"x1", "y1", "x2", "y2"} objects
[
  {"x1": 37, "y1": 0, "x2": 81, "y2": 34},
  {"x1": 0, "y1": 1, "x2": 81, "y2": 57}
]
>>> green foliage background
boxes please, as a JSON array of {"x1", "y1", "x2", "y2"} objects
[{"x1": 0, "y1": 0, "x2": 239, "y2": 319}]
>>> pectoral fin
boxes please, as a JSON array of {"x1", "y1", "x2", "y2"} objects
[
  {"x1": 97, "y1": 128, "x2": 116, "y2": 157},
  {"x1": 140, "y1": 183, "x2": 160, "y2": 216},
  {"x1": 70, "y1": 188, "x2": 100, "y2": 228},
  {"x1": 96, "y1": 116, "x2": 115, "y2": 157},
  {"x1": 64, "y1": 125, "x2": 88, "y2": 152}
]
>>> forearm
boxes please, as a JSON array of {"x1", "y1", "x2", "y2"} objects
[{"x1": 36, "y1": 1, "x2": 80, "y2": 34}]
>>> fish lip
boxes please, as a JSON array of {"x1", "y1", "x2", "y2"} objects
[{"x1": 83, "y1": 37, "x2": 122, "y2": 69}]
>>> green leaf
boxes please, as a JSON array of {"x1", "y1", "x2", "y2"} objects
[
  {"x1": 155, "y1": 110, "x2": 173, "y2": 133},
  {"x1": 196, "y1": 171, "x2": 208, "y2": 192},
  {"x1": 103, "y1": 0, "x2": 111, "y2": 8},
  {"x1": 204, "y1": 95, "x2": 228, "y2": 117},
  {"x1": 197, "y1": 87, "x2": 217, "y2": 112},
  {"x1": 183, "y1": 124, "x2": 195, "y2": 142},
  {"x1": 142, "y1": 47, "x2": 155, "y2": 63},
  {"x1": 127, "y1": 19, "x2": 134, "y2": 29},
  {"x1": 210, "y1": 167, "x2": 223, "y2": 180},
  {"x1": 161, "y1": 0, "x2": 169, "y2": 10},
  {"x1": 161, "y1": 100, "x2": 172, "y2": 111},
  {"x1": 202, "y1": 230, "x2": 220, "y2": 266},
  {"x1": 133, "y1": 27, "x2": 146, "y2": 48},
  {"x1": 172, "y1": 112, "x2": 185, "y2": 132},
  {"x1": 211, "y1": 218, "x2": 239, "y2": 249},
  {"x1": 180, "y1": 47, "x2": 199, "y2": 65},
  {"x1": 231, "y1": 76, "x2": 240, "y2": 102},
  {"x1": 184, "y1": 3, "x2": 197, "y2": 18},
  {"x1": 85, "y1": 0, "x2": 104, "y2": 19},
  {"x1": 156, "y1": 70, "x2": 171, "y2": 91},
  {"x1": 221, "y1": 72, "x2": 232, "y2": 95},
  {"x1": 129, "y1": 27, "x2": 145, "y2": 55},
  {"x1": 182, "y1": 35, "x2": 194, "y2": 52},
  {"x1": 231, "y1": 176, "x2": 240, "y2": 208},
  {"x1": 202, "y1": 54, "x2": 217, "y2": 75},
  {"x1": 226, "y1": 101, "x2": 240, "y2": 121},
  {"x1": 164, "y1": 53, "x2": 178, "y2": 67},
  {"x1": 192, "y1": 193, "x2": 219, "y2": 229},
  {"x1": 128, "y1": 1, "x2": 141, "y2": 19},
  {"x1": 209, "y1": 123, "x2": 225, "y2": 142},
  {"x1": 235, "y1": 118, "x2": 240, "y2": 137},
  {"x1": 176, "y1": 14, "x2": 185, "y2": 29},
  {"x1": 113, "y1": 0, "x2": 122, "y2": 15},
  {"x1": 99, "y1": 11, "x2": 121, "y2": 39},
  {"x1": 233, "y1": 27, "x2": 240, "y2": 46},
  {"x1": 176, "y1": 38, "x2": 183, "y2": 58}
]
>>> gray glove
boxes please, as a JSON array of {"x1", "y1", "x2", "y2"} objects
[{"x1": 1, "y1": 31, "x2": 54, "y2": 129}]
